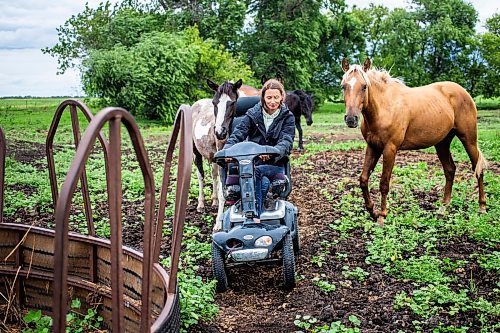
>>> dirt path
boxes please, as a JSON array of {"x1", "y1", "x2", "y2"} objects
[
  {"x1": 192, "y1": 148, "x2": 498, "y2": 332},
  {"x1": 3, "y1": 137, "x2": 498, "y2": 332}
]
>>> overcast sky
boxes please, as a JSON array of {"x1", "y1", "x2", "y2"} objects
[{"x1": 0, "y1": 0, "x2": 497, "y2": 97}]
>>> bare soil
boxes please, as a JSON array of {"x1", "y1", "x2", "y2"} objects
[{"x1": 2, "y1": 137, "x2": 498, "y2": 333}]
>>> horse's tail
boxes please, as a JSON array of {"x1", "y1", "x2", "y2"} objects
[{"x1": 474, "y1": 148, "x2": 488, "y2": 179}]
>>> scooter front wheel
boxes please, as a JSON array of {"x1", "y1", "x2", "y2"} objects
[
  {"x1": 212, "y1": 241, "x2": 228, "y2": 292},
  {"x1": 282, "y1": 233, "x2": 296, "y2": 290}
]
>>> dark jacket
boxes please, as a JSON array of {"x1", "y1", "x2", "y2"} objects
[{"x1": 224, "y1": 102, "x2": 295, "y2": 165}]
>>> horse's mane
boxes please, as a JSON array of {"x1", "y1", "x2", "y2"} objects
[
  {"x1": 343, "y1": 65, "x2": 405, "y2": 87},
  {"x1": 216, "y1": 81, "x2": 237, "y2": 97}
]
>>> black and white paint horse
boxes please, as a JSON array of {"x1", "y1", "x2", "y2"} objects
[{"x1": 191, "y1": 79, "x2": 246, "y2": 229}]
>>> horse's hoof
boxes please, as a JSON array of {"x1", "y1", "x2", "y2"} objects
[
  {"x1": 478, "y1": 206, "x2": 487, "y2": 214},
  {"x1": 437, "y1": 206, "x2": 447, "y2": 217},
  {"x1": 213, "y1": 221, "x2": 222, "y2": 232},
  {"x1": 376, "y1": 216, "x2": 385, "y2": 227}
]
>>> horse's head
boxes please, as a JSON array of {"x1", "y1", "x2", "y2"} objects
[
  {"x1": 341, "y1": 57, "x2": 371, "y2": 128},
  {"x1": 207, "y1": 78, "x2": 243, "y2": 141},
  {"x1": 294, "y1": 90, "x2": 314, "y2": 126}
]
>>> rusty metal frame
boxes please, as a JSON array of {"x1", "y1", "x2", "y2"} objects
[
  {"x1": 46, "y1": 99, "x2": 110, "y2": 237},
  {"x1": 52, "y1": 107, "x2": 156, "y2": 332},
  {"x1": 1, "y1": 102, "x2": 192, "y2": 332},
  {"x1": 151, "y1": 105, "x2": 193, "y2": 331}
]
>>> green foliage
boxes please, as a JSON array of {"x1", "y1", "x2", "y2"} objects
[
  {"x1": 294, "y1": 314, "x2": 361, "y2": 333},
  {"x1": 478, "y1": 14, "x2": 500, "y2": 97},
  {"x1": 43, "y1": 0, "x2": 500, "y2": 106},
  {"x1": 388, "y1": 255, "x2": 453, "y2": 284},
  {"x1": 395, "y1": 284, "x2": 499, "y2": 331},
  {"x1": 177, "y1": 267, "x2": 219, "y2": 331},
  {"x1": 472, "y1": 252, "x2": 500, "y2": 272},
  {"x1": 82, "y1": 27, "x2": 253, "y2": 123},
  {"x1": 312, "y1": 275, "x2": 337, "y2": 293},
  {"x1": 22, "y1": 298, "x2": 103, "y2": 333},
  {"x1": 394, "y1": 284, "x2": 470, "y2": 319},
  {"x1": 42, "y1": 1, "x2": 160, "y2": 73},
  {"x1": 23, "y1": 310, "x2": 52, "y2": 333},
  {"x1": 341, "y1": 266, "x2": 369, "y2": 282},
  {"x1": 236, "y1": 0, "x2": 325, "y2": 94},
  {"x1": 160, "y1": 0, "x2": 248, "y2": 52}
]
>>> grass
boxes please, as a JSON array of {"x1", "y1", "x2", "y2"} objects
[{"x1": 0, "y1": 97, "x2": 498, "y2": 332}]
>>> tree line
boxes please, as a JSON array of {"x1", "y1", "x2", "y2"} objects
[{"x1": 43, "y1": 0, "x2": 499, "y2": 124}]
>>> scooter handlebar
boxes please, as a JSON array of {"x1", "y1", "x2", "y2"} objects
[{"x1": 214, "y1": 142, "x2": 280, "y2": 164}]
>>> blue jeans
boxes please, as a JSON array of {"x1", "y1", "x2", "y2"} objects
[{"x1": 255, "y1": 165, "x2": 285, "y2": 218}]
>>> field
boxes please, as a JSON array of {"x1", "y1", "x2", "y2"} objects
[{"x1": 0, "y1": 98, "x2": 498, "y2": 332}]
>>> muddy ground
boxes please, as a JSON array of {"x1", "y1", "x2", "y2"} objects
[{"x1": 2, "y1": 136, "x2": 498, "y2": 332}]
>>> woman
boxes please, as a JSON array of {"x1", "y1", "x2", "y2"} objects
[{"x1": 223, "y1": 79, "x2": 295, "y2": 222}]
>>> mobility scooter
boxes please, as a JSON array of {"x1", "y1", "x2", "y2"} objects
[{"x1": 211, "y1": 97, "x2": 299, "y2": 292}]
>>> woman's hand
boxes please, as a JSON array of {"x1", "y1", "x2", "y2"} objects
[
  {"x1": 224, "y1": 158, "x2": 233, "y2": 163},
  {"x1": 260, "y1": 154, "x2": 271, "y2": 161}
]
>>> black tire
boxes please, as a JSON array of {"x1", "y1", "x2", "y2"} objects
[
  {"x1": 212, "y1": 242, "x2": 228, "y2": 292},
  {"x1": 293, "y1": 220, "x2": 300, "y2": 255},
  {"x1": 282, "y1": 233, "x2": 296, "y2": 290}
]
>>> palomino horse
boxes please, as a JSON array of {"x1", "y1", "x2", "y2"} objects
[
  {"x1": 191, "y1": 78, "x2": 244, "y2": 229},
  {"x1": 240, "y1": 84, "x2": 314, "y2": 150},
  {"x1": 341, "y1": 58, "x2": 487, "y2": 225}
]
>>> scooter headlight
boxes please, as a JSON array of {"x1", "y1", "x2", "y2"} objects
[{"x1": 254, "y1": 236, "x2": 273, "y2": 247}]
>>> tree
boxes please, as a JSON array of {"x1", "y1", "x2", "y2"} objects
[
  {"x1": 241, "y1": 0, "x2": 324, "y2": 92},
  {"x1": 42, "y1": 1, "x2": 163, "y2": 74},
  {"x1": 373, "y1": 0, "x2": 479, "y2": 90},
  {"x1": 82, "y1": 28, "x2": 254, "y2": 123},
  {"x1": 313, "y1": 2, "x2": 366, "y2": 101},
  {"x1": 478, "y1": 14, "x2": 500, "y2": 97},
  {"x1": 157, "y1": 0, "x2": 248, "y2": 51},
  {"x1": 351, "y1": 4, "x2": 390, "y2": 59}
]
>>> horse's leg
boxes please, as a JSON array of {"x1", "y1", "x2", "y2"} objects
[
  {"x1": 435, "y1": 132, "x2": 456, "y2": 212},
  {"x1": 296, "y1": 117, "x2": 304, "y2": 151},
  {"x1": 194, "y1": 146, "x2": 205, "y2": 212},
  {"x1": 211, "y1": 163, "x2": 219, "y2": 206},
  {"x1": 457, "y1": 136, "x2": 487, "y2": 213},
  {"x1": 215, "y1": 171, "x2": 225, "y2": 231},
  {"x1": 360, "y1": 145, "x2": 382, "y2": 219},
  {"x1": 377, "y1": 145, "x2": 397, "y2": 226}
]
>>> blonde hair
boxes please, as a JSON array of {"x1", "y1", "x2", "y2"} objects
[{"x1": 261, "y1": 78, "x2": 286, "y2": 108}]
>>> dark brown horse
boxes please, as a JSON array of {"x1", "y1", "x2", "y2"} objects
[{"x1": 341, "y1": 58, "x2": 487, "y2": 225}]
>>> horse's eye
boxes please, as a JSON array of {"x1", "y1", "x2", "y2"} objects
[{"x1": 362, "y1": 85, "x2": 367, "y2": 91}]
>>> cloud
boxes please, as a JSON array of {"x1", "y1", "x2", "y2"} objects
[
  {"x1": 0, "y1": 48, "x2": 82, "y2": 97},
  {"x1": 0, "y1": 0, "x2": 107, "y2": 49}
]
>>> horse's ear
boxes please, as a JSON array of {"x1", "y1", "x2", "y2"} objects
[
  {"x1": 341, "y1": 58, "x2": 350, "y2": 72},
  {"x1": 206, "y1": 78, "x2": 219, "y2": 92},
  {"x1": 233, "y1": 79, "x2": 243, "y2": 91},
  {"x1": 261, "y1": 75, "x2": 268, "y2": 86},
  {"x1": 363, "y1": 58, "x2": 371, "y2": 72}
]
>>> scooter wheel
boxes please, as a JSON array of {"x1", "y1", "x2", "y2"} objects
[
  {"x1": 293, "y1": 220, "x2": 300, "y2": 255},
  {"x1": 282, "y1": 233, "x2": 296, "y2": 290},
  {"x1": 212, "y1": 241, "x2": 228, "y2": 292}
]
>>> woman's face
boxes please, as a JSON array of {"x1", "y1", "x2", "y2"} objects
[{"x1": 263, "y1": 88, "x2": 283, "y2": 113}]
